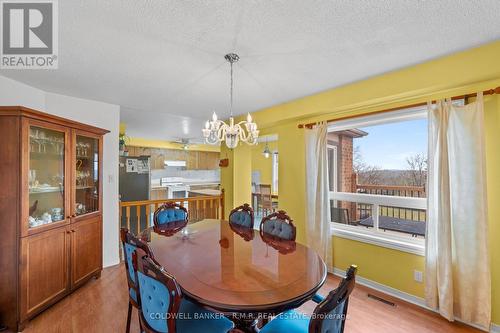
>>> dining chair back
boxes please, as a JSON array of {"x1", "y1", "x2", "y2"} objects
[
  {"x1": 260, "y1": 210, "x2": 296, "y2": 241},
  {"x1": 259, "y1": 265, "x2": 357, "y2": 333},
  {"x1": 120, "y1": 228, "x2": 156, "y2": 333},
  {"x1": 309, "y1": 265, "x2": 357, "y2": 333},
  {"x1": 229, "y1": 203, "x2": 254, "y2": 229},
  {"x1": 134, "y1": 253, "x2": 234, "y2": 333},
  {"x1": 153, "y1": 202, "x2": 188, "y2": 227},
  {"x1": 330, "y1": 206, "x2": 350, "y2": 225},
  {"x1": 134, "y1": 253, "x2": 183, "y2": 333}
]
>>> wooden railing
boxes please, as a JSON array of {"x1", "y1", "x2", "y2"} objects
[
  {"x1": 356, "y1": 184, "x2": 426, "y2": 197},
  {"x1": 119, "y1": 190, "x2": 224, "y2": 235}
]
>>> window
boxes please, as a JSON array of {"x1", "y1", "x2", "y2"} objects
[{"x1": 327, "y1": 106, "x2": 428, "y2": 255}]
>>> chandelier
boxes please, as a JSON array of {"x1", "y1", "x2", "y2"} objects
[{"x1": 202, "y1": 53, "x2": 259, "y2": 149}]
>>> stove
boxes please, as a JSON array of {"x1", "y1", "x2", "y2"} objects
[{"x1": 161, "y1": 177, "x2": 190, "y2": 199}]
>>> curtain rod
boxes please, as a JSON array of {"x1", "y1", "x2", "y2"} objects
[{"x1": 298, "y1": 86, "x2": 500, "y2": 129}]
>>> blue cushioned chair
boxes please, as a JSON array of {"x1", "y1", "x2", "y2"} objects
[
  {"x1": 120, "y1": 228, "x2": 157, "y2": 333},
  {"x1": 153, "y1": 202, "x2": 188, "y2": 227},
  {"x1": 134, "y1": 254, "x2": 234, "y2": 333},
  {"x1": 260, "y1": 210, "x2": 296, "y2": 241},
  {"x1": 229, "y1": 203, "x2": 254, "y2": 229},
  {"x1": 259, "y1": 265, "x2": 357, "y2": 333}
]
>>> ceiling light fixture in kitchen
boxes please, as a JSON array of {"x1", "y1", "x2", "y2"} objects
[
  {"x1": 262, "y1": 140, "x2": 271, "y2": 158},
  {"x1": 202, "y1": 53, "x2": 259, "y2": 149}
]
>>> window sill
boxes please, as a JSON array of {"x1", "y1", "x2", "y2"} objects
[{"x1": 330, "y1": 224, "x2": 425, "y2": 256}]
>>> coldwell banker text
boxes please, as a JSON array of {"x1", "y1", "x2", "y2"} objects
[{"x1": 0, "y1": 0, "x2": 58, "y2": 69}]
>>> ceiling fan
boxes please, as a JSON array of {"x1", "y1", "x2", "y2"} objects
[{"x1": 172, "y1": 138, "x2": 194, "y2": 150}]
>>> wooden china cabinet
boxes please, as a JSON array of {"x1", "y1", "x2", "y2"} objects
[{"x1": 0, "y1": 106, "x2": 109, "y2": 331}]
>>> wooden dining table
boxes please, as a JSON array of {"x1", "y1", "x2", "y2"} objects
[{"x1": 140, "y1": 219, "x2": 327, "y2": 332}]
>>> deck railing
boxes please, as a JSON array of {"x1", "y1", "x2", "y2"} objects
[
  {"x1": 119, "y1": 190, "x2": 224, "y2": 235},
  {"x1": 355, "y1": 184, "x2": 426, "y2": 222},
  {"x1": 330, "y1": 191, "x2": 427, "y2": 237}
]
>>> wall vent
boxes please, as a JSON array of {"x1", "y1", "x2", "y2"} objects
[{"x1": 367, "y1": 293, "x2": 396, "y2": 307}]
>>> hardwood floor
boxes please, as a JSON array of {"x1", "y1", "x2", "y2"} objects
[{"x1": 19, "y1": 263, "x2": 481, "y2": 333}]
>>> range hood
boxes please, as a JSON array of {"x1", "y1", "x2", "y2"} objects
[{"x1": 164, "y1": 160, "x2": 187, "y2": 167}]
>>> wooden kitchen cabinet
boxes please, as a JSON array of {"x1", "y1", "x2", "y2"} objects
[
  {"x1": 71, "y1": 216, "x2": 102, "y2": 288},
  {"x1": 197, "y1": 151, "x2": 207, "y2": 170},
  {"x1": 197, "y1": 151, "x2": 220, "y2": 170},
  {"x1": 19, "y1": 225, "x2": 71, "y2": 321},
  {"x1": 0, "y1": 106, "x2": 108, "y2": 331},
  {"x1": 186, "y1": 150, "x2": 198, "y2": 169},
  {"x1": 129, "y1": 147, "x2": 220, "y2": 170}
]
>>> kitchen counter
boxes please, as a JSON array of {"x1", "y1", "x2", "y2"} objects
[
  {"x1": 151, "y1": 181, "x2": 219, "y2": 189},
  {"x1": 188, "y1": 189, "x2": 221, "y2": 196},
  {"x1": 151, "y1": 183, "x2": 219, "y2": 190}
]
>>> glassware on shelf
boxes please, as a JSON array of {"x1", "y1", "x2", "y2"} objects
[
  {"x1": 76, "y1": 142, "x2": 92, "y2": 157},
  {"x1": 30, "y1": 128, "x2": 65, "y2": 155},
  {"x1": 51, "y1": 207, "x2": 64, "y2": 221},
  {"x1": 76, "y1": 203, "x2": 87, "y2": 215},
  {"x1": 28, "y1": 169, "x2": 37, "y2": 188},
  {"x1": 75, "y1": 135, "x2": 99, "y2": 216},
  {"x1": 28, "y1": 208, "x2": 64, "y2": 228},
  {"x1": 28, "y1": 126, "x2": 66, "y2": 229}
]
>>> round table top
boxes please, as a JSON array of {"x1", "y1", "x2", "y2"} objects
[{"x1": 141, "y1": 219, "x2": 327, "y2": 313}]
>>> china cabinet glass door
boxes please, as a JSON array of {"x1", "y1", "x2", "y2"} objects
[
  {"x1": 74, "y1": 134, "x2": 100, "y2": 216},
  {"x1": 28, "y1": 125, "x2": 67, "y2": 229}
]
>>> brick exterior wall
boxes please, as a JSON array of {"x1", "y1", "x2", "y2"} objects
[
  {"x1": 339, "y1": 135, "x2": 353, "y2": 192},
  {"x1": 339, "y1": 135, "x2": 357, "y2": 221}
]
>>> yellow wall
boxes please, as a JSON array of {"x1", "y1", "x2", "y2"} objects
[
  {"x1": 221, "y1": 41, "x2": 500, "y2": 324},
  {"x1": 119, "y1": 122, "x2": 127, "y2": 136},
  {"x1": 220, "y1": 144, "x2": 252, "y2": 217},
  {"x1": 333, "y1": 237, "x2": 425, "y2": 296},
  {"x1": 220, "y1": 146, "x2": 234, "y2": 218},
  {"x1": 251, "y1": 141, "x2": 278, "y2": 190}
]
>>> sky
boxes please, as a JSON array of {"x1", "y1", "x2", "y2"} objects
[{"x1": 354, "y1": 118, "x2": 428, "y2": 170}]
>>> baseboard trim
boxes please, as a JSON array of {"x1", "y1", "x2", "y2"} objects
[
  {"x1": 331, "y1": 267, "x2": 428, "y2": 308},
  {"x1": 491, "y1": 324, "x2": 500, "y2": 333},
  {"x1": 331, "y1": 267, "x2": 498, "y2": 332}
]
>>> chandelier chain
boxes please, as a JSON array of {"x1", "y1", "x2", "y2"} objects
[{"x1": 230, "y1": 60, "x2": 233, "y2": 117}]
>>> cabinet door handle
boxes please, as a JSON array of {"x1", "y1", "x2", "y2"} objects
[
  {"x1": 66, "y1": 230, "x2": 71, "y2": 234},
  {"x1": 72, "y1": 230, "x2": 76, "y2": 233}
]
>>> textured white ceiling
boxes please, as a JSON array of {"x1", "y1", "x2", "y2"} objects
[{"x1": 2, "y1": 0, "x2": 500, "y2": 141}]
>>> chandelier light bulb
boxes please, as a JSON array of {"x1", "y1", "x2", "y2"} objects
[
  {"x1": 212, "y1": 112, "x2": 218, "y2": 121},
  {"x1": 247, "y1": 113, "x2": 252, "y2": 123}
]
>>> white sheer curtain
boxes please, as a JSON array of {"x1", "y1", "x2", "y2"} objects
[
  {"x1": 305, "y1": 122, "x2": 332, "y2": 268},
  {"x1": 425, "y1": 93, "x2": 491, "y2": 329}
]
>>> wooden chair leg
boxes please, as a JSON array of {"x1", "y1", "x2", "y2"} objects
[
  {"x1": 126, "y1": 302, "x2": 132, "y2": 333},
  {"x1": 137, "y1": 310, "x2": 142, "y2": 331}
]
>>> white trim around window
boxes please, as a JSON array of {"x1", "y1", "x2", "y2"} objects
[
  {"x1": 331, "y1": 223, "x2": 425, "y2": 256},
  {"x1": 327, "y1": 106, "x2": 429, "y2": 256},
  {"x1": 330, "y1": 191, "x2": 426, "y2": 256}
]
